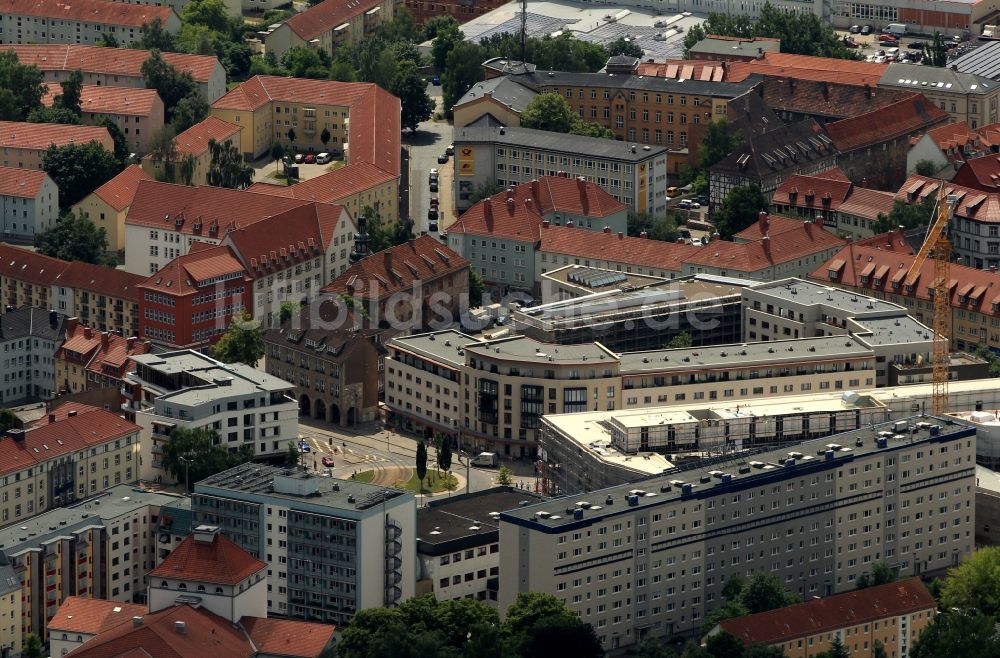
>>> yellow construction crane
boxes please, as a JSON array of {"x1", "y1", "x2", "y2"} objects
[{"x1": 904, "y1": 187, "x2": 954, "y2": 416}]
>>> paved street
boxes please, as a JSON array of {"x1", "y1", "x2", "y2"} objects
[{"x1": 404, "y1": 83, "x2": 455, "y2": 236}]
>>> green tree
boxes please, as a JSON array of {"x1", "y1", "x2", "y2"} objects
[
  {"x1": 437, "y1": 434, "x2": 452, "y2": 473},
  {"x1": 744, "y1": 646, "x2": 786, "y2": 658},
  {"x1": 22, "y1": 633, "x2": 42, "y2": 658},
  {"x1": 698, "y1": 119, "x2": 741, "y2": 171},
  {"x1": 213, "y1": 311, "x2": 265, "y2": 367},
  {"x1": 702, "y1": 600, "x2": 749, "y2": 635},
  {"x1": 35, "y1": 210, "x2": 111, "y2": 264},
  {"x1": 442, "y1": 41, "x2": 486, "y2": 119},
  {"x1": 206, "y1": 138, "x2": 253, "y2": 189},
  {"x1": 504, "y1": 593, "x2": 601, "y2": 658},
  {"x1": 872, "y1": 195, "x2": 938, "y2": 234},
  {"x1": 925, "y1": 33, "x2": 949, "y2": 68},
  {"x1": 496, "y1": 464, "x2": 514, "y2": 486},
  {"x1": 281, "y1": 46, "x2": 331, "y2": 79},
  {"x1": 422, "y1": 15, "x2": 459, "y2": 41},
  {"x1": 872, "y1": 640, "x2": 888, "y2": 658},
  {"x1": 148, "y1": 126, "x2": 179, "y2": 183},
  {"x1": 181, "y1": 0, "x2": 230, "y2": 33},
  {"x1": 941, "y1": 546, "x2": 1000, "y2": 618},
  {"x1": 320, "y1": 127, "x2": 331, "y2": 151},
  {"x1": 42, "y1": 141, "x2": 122, "y2": 208},
  {"x1": 26, "y1": 105, "x2": 81, "y2": 125},
  {"x1": 607, "y1": 36, "x2": 643, "y2": 58},
  {"x1": 705, "y1": 632, "x2": 745, "y2": 658},
  {"x1": 96, "y1": 33, "x2": 120, "y2": 48},
  {"x1": 911, "y1": 611, "x2": 1000, "y2": 658},
  {"x1": 55, "y1": 69, "x2": 84, "y2": 116},
  {"x1": 740, "y1": 572, "x2": 800, "y2": 614},
  {"x1": 329, "y1": 59, "x2": 358, "y2": 82},
  {"x1": 570, "y1": 121, "x2": 613, "y2": 139},
  {"x1": 178, "y1": 153, "x2": 196, "y2": 186},
  {"x1": 0, "y1": 409, "x2": 15, "y2": 434},
  {"x1": 375, "y1": 6, "x2": 418, "y2": 43},
  {"x1": 627, "y1": 635, "x2": 677, "y2": 658},
  {"x1": 161, "y1": 426, "x2": 254, "y2": 490},
  {"x1": 683, "y1": 23, "x2": 707, "y2": 58},
  {"x1": 722, "y1": 575, "x2": 747, "y2": 601},
  {"x1": 392, "y1": 59, "x2": 435, "y2": 132},
  {"x1": 715, "y1": 184, "x2": 769, "y2": 239},
  {"x1": 138, "y1": 18, "x2": 178, "y2": 51},
  {"x1": 415, "y1": 440, "x2": 428, "y2": 484},
  {"x1": 279, "y1": 300, "x2": 297, "y2": 325},
  {"x1": 521, "y1": 92, "x2": 579, "y2": 133},
  {"x1": 142, "y1": 51, "x2": 199, "y2": 122},
  {"x1": 469, "y1": 268, "x2": 485, "y2": 307},
  {"x1": 172, "y1": 93, "x2": 209, "y2": 133},
  {"x1": 826, "y1": 636, "x2": 849, "y2": 658},
  {"x1": 287, "y1": 127, "x2": 297, "y2": 150},
  {"x1": 915, "y1": 159, "x2": 939, "y2": 176},
  {"x1": 286, "y1": 440, "x2": 300, "y2": 467},
  {"x1": 432, "y1": 22, "x2": 463, "y2": 70},
  {"x1": 100, "y1": 119, "x2": 130, "y2": 167},
  {"x1": 667, "y1": 332, "x2": 693, "y2": 349},
  {"x1": 0, "y1": 51, "x2": 48, "y2": 121},
  {"x1": 270, "y1": 141, "x2": 285, "y2": 173},
  {"x1": 468, "y1": 181, "x2": 500, "y2": 206}
]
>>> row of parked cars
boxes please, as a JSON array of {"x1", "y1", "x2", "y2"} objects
[{"x1": 291, "y1": 152, "x2": 334, "y2": 165}]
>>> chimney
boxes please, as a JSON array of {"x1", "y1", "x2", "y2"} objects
[
  {"x1": 821, "y1": 192, "x2": 832, "y2": 207},
  {"x1": 193, "y1": 525, "x2": 221, "y2": 544},
  {"x1": 6, "y1": 429, "x2": 25, "y2": 443},
  {"x1": 577, "y1": 177, "x2": 587, "y2": 196},
  {"x1": 788, "y1": 187, "x2": 798, "y2": 203},
  {"x1": 566, "y1": 220, "x2": 575, "y2": 228},
  {"x1": 68, "y1": 410, "x2": 77, "y2": 417},
  {"x1": 65, "y1": 317, "x2": 78, "y2": 334},
  {"x1": 541, "y1": 219, "x2": 550, "y2": 228},
  {"x1": 617, "y1": 232, "x2": 624, "y2": 240},
  {"x1": 603, "y1": 226, "x2": 611, "y2": 233},
  {"x1": 761, "y1": 234, "x2": 771, "y2": 255},
  {"x1": 126, "y1": 337, "x2": 136, "y2": 349},
  {"x1": 484, "y1": 200, "x2": 493, "y2": 221},
  {"x1": 532, "y1": 179, "x2": 539, "y2": 200},
  {"x1": 49, "y1": 309, "x2": 57, "y2": 327},
  {"x1": 951, "y1": 64, "x2": 958, "y2": 71},
  {"x1": 48, "y1": 413, "x2": 55, "y2": 424},
  {"x1": 84, "y1": 327, "x2": 93, "y2": 339},
  {"x1": 132, "y1": 616, "x2": 143, "y2": 628},
  {"x1": 640, "y1": 231, "x2": 648, "y2": 238},
  {"x1": 101, "y1": 332, "x2": 109, "y2": 349},
  {"x1": 864, "y1": 83, "x2": 872, "y2": 99},
  {"x1": 758, "y1": 211, "x2": 769, "y2": 233},
  {"x1": 804, "y1": 189, "x2": 815, "y2": 204},
  {"x1": 506, "y1": 188, "x2": 514, "y2": 201},
  {"x1": 816, "y1": 214, "x2": 824, "y2": 228},
  {"x1": 175, "y1": 621, "x2": 186, "y2": 635}
]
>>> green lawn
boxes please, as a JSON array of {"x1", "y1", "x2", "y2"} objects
[
  {"x1": 351, "y1": 469, "x2": 457, "y2": 493},
  {"x1": 351, "y1": 470, "x2": 375, "y2": 483}
]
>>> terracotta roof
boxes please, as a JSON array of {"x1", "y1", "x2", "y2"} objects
[
  {"x1": 734, "y1": 214, "x2": 819, "y2": 240},
  {"x1": 895, "y1": 174, "x2": 1000, "y2": 223},
  {"x1": 87, "y1": 334, "x2": 151, "y2": 378},
  {"x1": 719, "y1": 579, "x2": 935, "y2": 647},
  {"x1": 826, "y1": 94, "x2": 950, "y2": 153},
  {"x1": 538, "y1": 225, "x2": 698, "y2": 272},
  {"x1": 242, "y1": 617, "x2": 335, "y2": 658},
  {"x1": 925, "y1": 121, "x2": 984, "y2": 166},
  {"x1": 56, "y1": 261, "x2": 145, "y2": 303},
  {"x1": 812, "y1": 234, "x2": 1000, "y2": 311},
  {"x1": 952, "y1": 153, "x2": 1000, "y2": 191},
  {"x1": 449, "y1": 176, "x2": 626, "y2": 242},
  {"x1": 634, "y1": 60, "x2": 725, "y2": 81},
  {"x1": 246, "y1": 162, "x2": 396, "y2": 204},
  {"x1": 975, "y1": 121, "x2": 1000, "y2": 148},
  {"x1": 282, "y1": 0, "x2": 383, "y2": 41},
  {"x1": 148, "y1": 531, "x2": 266, "y2": 585},
  {"x1": 139, "y1": 244, "x2": 248, "y2": 296},
  {"x1": 211, "y1": 77, "x2": 400, "y2": 175},
  {"x1": 684, "y1": 217, "x2": 846, "y2": 273},
  {"x1": 0, "y1": 0, "x2": 175, "y2": 27},
  {"x1": 43, "y1": 83, "x2": 161, "y2": 117},
  {"x1": 222, "y1": 203, "x2": 346, "y2": 273},
  {"x1": 727, "y1": 52, "x2": 888, "y2": 86},
  {"x1": 0, "y1": 243, "x2": 65, "y2": 285},
  {"x1": 771, "y1": 173, "x2": 895, "y2": 221},
  {"x1": 322, "y1": 235, "x2": 469, "y2": 301},
  {"x1": 1, "y1": 45, "x2": 220, "y2": 84},
  {"x1": 91, "y1": 164, "x2": 153, "y2": 212},
  {"x1": 0, "y1": 120, "x2": 111, "y2": 151},
  {"x1": 126, "y1": 180, "x2": 311, "y2": 233},
  {"x1": 49, "y1": 597, "x2": 148, "y2": 636},
  {"x1": 167, "y1": 116, "x2": 241, "y2": 158},
  {"x1": 0, "y1": 405, "x2": 140, "y2": 477},
  {"x1": 56, "y1": 322, "x2": 104, "y2": 362},
  {"x1": 757, "y1": 77, "x2": 914, "y2": 121},
  {"x1": 0, "y1": 166, "x2": 50, "y2": 198}
]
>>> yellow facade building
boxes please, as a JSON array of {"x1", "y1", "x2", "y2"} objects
[{"x1": 72, "y1": 164, "x2": 153, "y2": 255}]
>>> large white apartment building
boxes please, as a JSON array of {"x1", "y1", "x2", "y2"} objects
[
  {"x1": 0, "y1": 166, "x2": 57, "y2": 243},
  {"x1": 192, "y1": 463, "x2": 416, "y2": 626},
  {"x1": 121, "y1": 350, "x2": 298, "y2": 482},
  {"x1": 0, "y1": 0, "x2": 180, "y2": 47},
  {"x1": 0, "y1": 308, "x2": 67, "y2": 405},
  {"x1": 499, "y1": 418, "x2": 977, "y2": 652}
]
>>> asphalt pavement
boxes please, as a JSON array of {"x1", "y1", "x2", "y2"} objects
[{"x1": 404, "y1": 83, "x2": 455, "y2": 236}]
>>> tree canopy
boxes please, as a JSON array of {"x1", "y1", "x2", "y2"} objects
[
  {"x1": 442, "y1": 41, "x2": 486, "y2": 119},
  {"x1": 141, "y1": 51, "x2": 203, "y2": 126},
  {"x1": 698, "y1": 119, "x2": 742, "y2": 171},
  {"x1": 161, "y1": 426, "x2": 254, "y2": 490},
  {"x1": 0, "y1": 51, "x2": 48, "y2": 121},
  {"x1": 520, "y1": 92, "x2": 612, "y2": 139},
  {"x1": 392, "y1": 59, "x2": 435, "y2": 132},
  {"x1": 34, "y1": 210, "x2": 112, "y2": 266},
  {"x1": 872, "y1": 197, "x2": 935, "y2": 234},
  {"x1": 940, "y1": 546, "x2": 1000, "y2": 618},
  {"x1": 42, "y1": 141, "x2": 122, "y2": 209},
  {"x1": 206, "y1": 138, "x2": 253, "y2": 189},
  {"x1": 715, "y1": 185, "x2": 769, "y2": 240},
  {"x1": 910, "y1": 610, "x2": 1000, "y2": 658},
  {"x1": 607, "y1": 37, "x2": 643, "y2": 58},
  {"x1": 213, "y1": 311, "x2": 265, "y2": 367}
]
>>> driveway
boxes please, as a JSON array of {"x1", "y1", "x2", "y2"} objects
[{"x1": 403, "y1": 82, "x2": 454, "y2": 236}]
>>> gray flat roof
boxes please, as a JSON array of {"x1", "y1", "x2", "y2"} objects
[
  {"x1": 543, "y1": 264, "x2": 667, "y2": 290},
  {"x1": 619, "y1": 335, "x2": 872, "y2": 374},
  {"x1": 196, "y1": 463, "x2": 412, "y2": 512},
  {"x1": 133, "y1": 350, "x2": 293, "y2": 405},
  {"x1": 501, "y1": 416, "x2": 973, "y2": 529},
  {"x1": 454, "y1": 77, "x2": 538, "y2": 112},
  {"x1": 455, "y1": 122, "x2": 667, "y2": 161},
  {"x1": 0, "y1": 510, "x2": 100, "y2": 555},
  {"x1": 689, "y1": 37, "x2": 780, "y2": 57},
  {"x1": 852, "y1": 315, "x2": 934, "y2": 346},
  {"x1": 388, "y1": 330, "x2": 479, "y2": 368},
  {"x1": 417, "y1": 487, "x2": 543, "y2": 552},
  {"x1": 880, "y1": 62, "x2": 996, "y2": 95},
  {"x1": 465, "y1": 334, "x2": 617, "y2": 364},
  {"x1": 748, "y1": 278, "x2": 906, "y2": 316},
  {"x1": 950, "y1": 41, "x2": 1000, "y2": 81},
  {"x1": 68, "y1": 485, "x2": 185, "y2": 519}
]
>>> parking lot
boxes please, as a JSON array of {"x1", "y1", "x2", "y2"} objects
[{"x1": 835, "y1": 26, "x2": 967, "y2": 63}]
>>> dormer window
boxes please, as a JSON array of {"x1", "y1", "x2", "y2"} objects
[
  {"x1": 178, "y1": 583, "x2": 187, "y2": 590},
  {"x1": 197, "y1": 584, "x2": 206, "y2": 592}
]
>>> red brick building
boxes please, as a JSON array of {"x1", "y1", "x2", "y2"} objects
[{"x1": 405, "y1": 0, "x2": 508, "y2": 27}]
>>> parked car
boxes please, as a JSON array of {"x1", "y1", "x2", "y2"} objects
[
  {"x1": 844, "y1": 36, "x2": 859, "y2": 48},
  {"x1": 316, "y1": 152, "x2": 332, "y2": 164},
  {"x1": 849, "y1": 24, "x2": 860, "y2": 33},
  {"x1": 322, "y1": 456, "x2": 335, "y2": 467},
  {"x1": 303, "y1": 154, "x2": 316, "y2": 164},
  {"x1": 695, "y1": 195, "x2": 708, "y2": 205},
  {"x1": 437, "y1": 153, "x2": 449, "y2": 164},
  {"x1": 677, "y1": 200, "x2": 692, "y2": 209},
  {"x1": 690, "y1": 202, "x2": 701, "y2": 209},
  {"x1": 429, "y1": 220, "x2": 439, "y2": 232},
  {"x1": 907, "y1": 41, "x2": 924, "y2": 49},
  {"x1": 429, "y1": 168, "x2": 439, "y2": 181},
  {"x1": 428, "y1": 209, "x2": 439, "y2": 220},
  {"x1": 445, "y1": 144, "x2": 455, "y2": 156},
  {"x1": 861, "y1": 24, "x2": 872, "y2": 34},
  {"x1": 878, "y1": 35, "x2": 899, "y2": 45},
  {"x1": 294, "y1": 153, "x2": 304, "y2": 163},
  {"x1": 431, "y1": 75, "x2": 441, "y2": 85},
  {"x1": 429, "y1": 182, "x2": 438, "y2": 193}
]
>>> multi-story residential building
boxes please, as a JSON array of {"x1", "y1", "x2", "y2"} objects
[
  {"x1": 192, "y1": 463, "x2": 417, "y2": 625},
  {"x1": 55, "y1": 320, "x2": 151, "y2": 394},
  {"x1": 42, "y1": 84, "x2": 164, "y2": 154},
  {"x1": 0, "y1": 554, "x2": 20, "y2": 657},
  {"x1": 740, "y1": 78, "x2": 912, "y2": 129},
  {"x1": 322, "y1": 235, "x2": 470, "y2": 330},
  {"x1": 951, "y1": 152, "x2": 1000, "y2": 192},
  {"x1": 209, "y1": 76, "x2": 401, "y2": 174},
  {"x1": 0, "y1": 246, "x2": 143, "y2": 337},
  {"x1": 0, "y1": 307, "x2": 67, "y2": 404},
  {"x1": 263, "y1": 320, "x2": 385, "y2": 427},
  {"x1": 713, "y1": 578, "x2": 936, "y2": 657},
  {"x1": 906, "y1": 121, "x2": 993, "y2": 178},
  {"x1": 404, "y1": 0, "x2": 506, "y2": 26},
  {"x1": 2, "y1": 44, "x2": 227, "y2": 102},
  {"x1": 452, "y1": 75, "x2": 538, "y2": 130},
  {"x1": 447, "y1": 176, "x2": 628, "y2": 292},
  {"x1": 499, "y1": 418, "x2": 976, "y2": 652},
  {"x1": 122, "y1": 350, "x2": 298, "y2": 481},
  {"x1": 72, "y1": 164, "x2": 153, "y2": 255},
  {"x1": 725, "y1": 53, "x2": 888, "y2": 91},
  {"x1": 0, "y1": 165, "x2": 57, "y2": 243},
  {"x1": 452, "y1": 119, "x2": 669, "y2": 215},
  {"x1": 814, "y1": 230, "x2": 1000, "y2": 353},
  {"x1": 49, "y1": 597, "x2": 146, "y2": 658},
  {"x1": 261, "y1": 0, "x2": 395, "y2": 60},
  {"x1": 880, "y1": 63, "x2": 1000, "y2": 129},
  {"x1": 744, "y1": 278, "x2": 936, "y2": 385},
  {"x1": 416, "y1": 488, "x2": 542, "y2": 605},
  {"x1": 0, "y1": 121, "x2": 113, "y2": 171},
  {"x1": 0, "y1": 0, "x2": 179, "y2": 47},
  {"x1": 770, "y1": 170, "x2": 897, "y2": 240},
  {"x1": 142, "y1": 116, "x2": 240, "y2": 185}
]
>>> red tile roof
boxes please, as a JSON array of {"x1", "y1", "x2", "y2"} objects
[
  {"x1": 49, "y1": 597, "x2": 148, "y2": 636},
  {"x1": 975, "y1": 121, "x2": 1000, "y2": 149},
  {"x1": 718, "y1": 579, "x2": 936, "y2": 647},
  {"x1": 0, "y1": 120, "x2": 112, "y2": 151},
  {"x1": 87, "y1": 334, "x2": 151, "y2": 378},
  {"x1": 169, "y1": 116, "x2": 241, "y2": 158},
  {"x1": 247, "y1": 162, "x2": 396, "y2": 204},
  {"x1": 91, "y1": 164, "x2": 154, "y2": 212},
  {"x1": 826, "y1": 94, "x2": 950, "y2": 152},
  {"x1": 755, "y1": 78, "x2": 914, "y2": 121},
  {"x1": 222, "y1": 203, "x2": 345, "y2": 273},
  {"x1": 0, "y1": 165, "x2": 50, "y2": 198},
  {"x1": 56, "y1": 322, "x2": 104, "y2": 362},
  {"x1": 322, "y1": 235, "x2": 469, "y2": 301},
  {"x1": 0, "y1": 0, "x2": 175, "y2": 28},
  {"x1": 952, "y1": 153, "x2": 1000, "y2": 191},
  {"x1": 635, "y1": 60, "x2": 725, "y2": 81},
  {"x1": 539, "y1": 225, "x2": 698, "y2": 272},
  {"x1": 282, "y1": 0, "x2": 383, "y2": 41},
  {"x1": 148, "y1": 531, "x2": 266, "y2": 585},
  {"x1": 924, "y1": 121, "x2": 985, "y2": 165},
  {"x1": 771, "y1": 173, "x2": 896, "y2": 221},
  {"x1": 895, "y1": 174, "x2": 1000, "y2": 223},
  {"x1": 139, "y1": 244, "x2": 248, "y2": 296},
  {"x1": 212, "y1": 75, "x2": 370, "y2": 112},
  {"x1": 43, "y1": 84, "x2": 161, "y2": 117},
  {"x1": 0, "y1": 243, "x2": 65, "y2": 286},
  {"x1": 450, "y1": 177, "x2": 626, "y2": 242},
  {"x1": 1, "y1": 45, "x2": 220, "y2": 84},
  {"x1": 727, "y1": 52, "x2": 888, "y2": 86},
  {"x1": 242, "y1": 617, "x2": 335, "y2": 658},
  {"x1": 0, "y1": 405, "x2": 140, "y2": 477},
  {"x1": 684, "y1": 217, "x2": 846, "y2": 273},
  {"x1": 0, "y1": 243, "x2": 144, "y2": 301}
]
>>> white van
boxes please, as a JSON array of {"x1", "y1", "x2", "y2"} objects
[
  {"x1": 315, "y1": 152, "x2": 332, "y2": 164},
  {"x1": 886, "y1": 23, "x2": 907, "y2": 36},
  {"x1": 471, "y1": 452, "x2": 499, "y2": 467}
]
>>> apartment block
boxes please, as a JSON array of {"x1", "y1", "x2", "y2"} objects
[
  {"x1": 770, "y1": 170, "x2": 896, "y2": 241},
  {"x1": 55, "y1": 319, "x2": 151, "y2": 395},
  {"x1": 192, "y1": 463, "x2": 416, "y2": 625},
  {"x1": 0, "y1": 0, "x2": 179, "y2": 47},
  {"x1": 142, "y1": 116, "x2": 240, "y2": 186},
  {"x1": 2, "y1": 44, "x2": 227, "y2": 103},
  {"x1": 499, "y1": 418, "x2": 976, "y2": 652},
  {"x1": 452, "y1": 119, "x2": 669, "y2": 215},
  {"x1": 880, "y1": 63, "x2": 1000, "y2": 129},
  {"x1": 42, "y1": 84, "x2": 163, "y2": 154},
  {"x1": 0, "y1": 121, "x2": 113, "y2": 171},
  {"x1": 261, "y1": 0, "x2": 395, "y2": 60},
  {"x1": 48, "y1": 597, "x2": 146, "y2": 658},
  {"x1": 0, "y1": 307, "x2": 67, "y2": 405},
  {"x1": 0, "y1": 554, "x2": 20, "y2": 657},
  {"x1": 0, "y1": 166, "x2": 57, "y2": 243},
  {"x1": 72, "y1": 164, "x2": 154, "y2": 255}
]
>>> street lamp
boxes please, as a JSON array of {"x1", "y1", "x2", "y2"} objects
[{"x1": 178, "y1": 454, "x2": 193, "y2": 493}]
